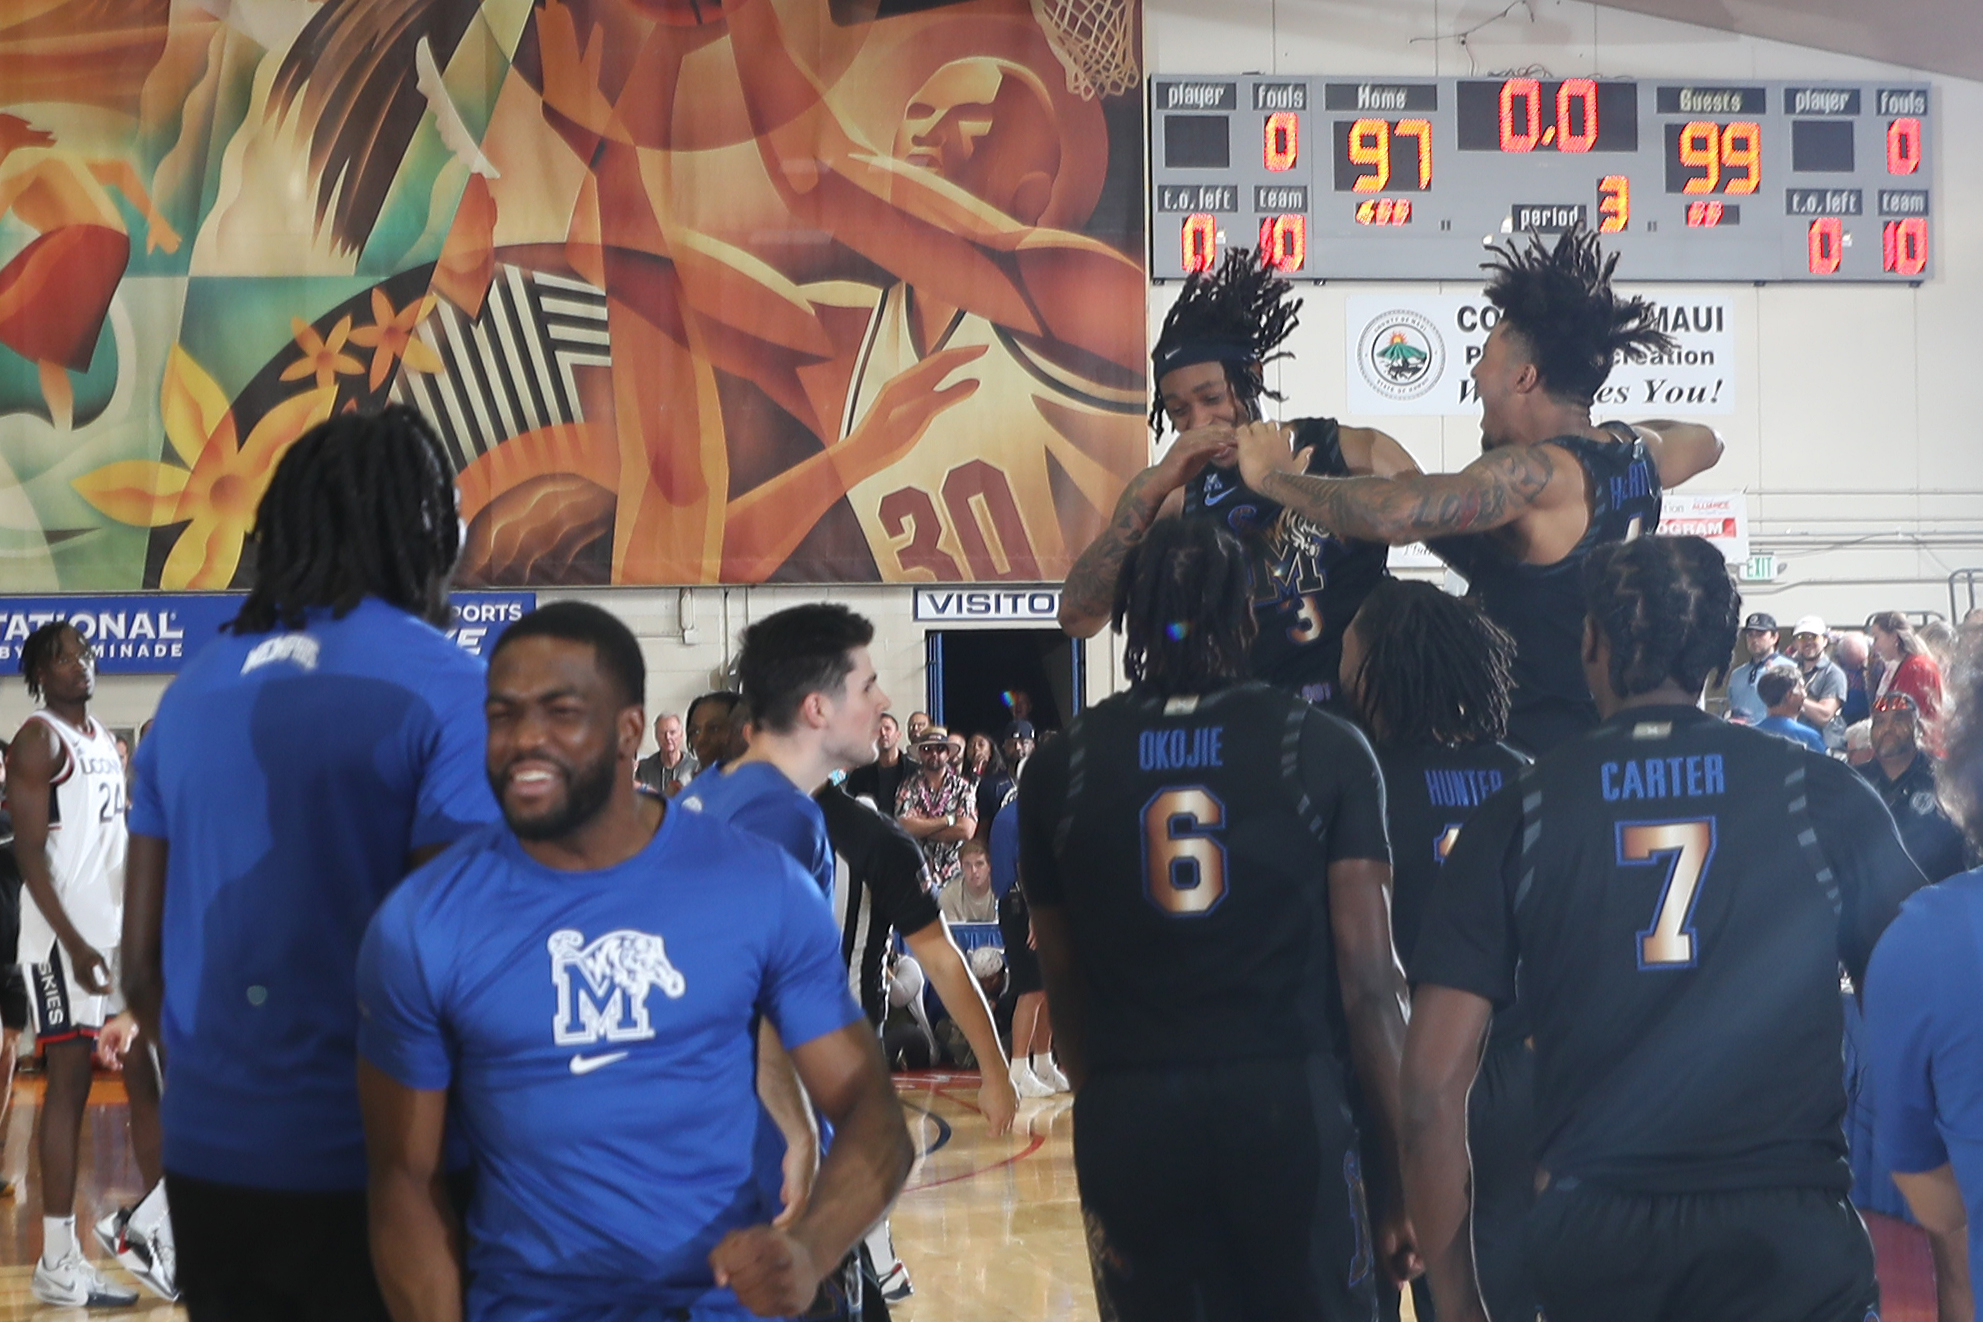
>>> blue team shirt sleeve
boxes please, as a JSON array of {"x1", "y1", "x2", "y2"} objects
[
  {"x1": 410, "y1": 665, "x2": 502, "y2": 851},
  {"x1": 757, "y1": 854, "x2": 864, "y2": 1051},
  {"x1": 1865, "y1": 893, "x2": 1956, "y2": 1176},
  {"x1": 355, "y1": 880, "x2": 456, "y2": 1092},
  {"x1": 733, "y1": 793, "x2": 834, "y2": 898},
  {"x1": 129, "y1": 725, "x2": 166, "y2": 838}
]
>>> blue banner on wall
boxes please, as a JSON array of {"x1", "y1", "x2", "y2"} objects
[{"x1": 0, "y1": 592, "x2": 537, "y2": 674}]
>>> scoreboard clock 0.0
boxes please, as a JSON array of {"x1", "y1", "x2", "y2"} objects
[{"x1": 1149, "y1": 75, "x2": 1934, "y2": 282}]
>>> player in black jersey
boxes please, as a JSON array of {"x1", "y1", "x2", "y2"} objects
[
  {"x1": 1235, "y1": 225, "x2": 1726, "y2": 751},
  {"x1": 1401, "y1": 536, "x2": 1927, "y2": 1322},
  {"x1": 1341, "y1": 580, "x2": 1530, "y2": 1322},
  {"x1": 1024, "y1": 514, "x2": 1415, "y2": 1320},
  {"x1": 1059, "y1": 247, "x2": 1417, "y2": 707}
]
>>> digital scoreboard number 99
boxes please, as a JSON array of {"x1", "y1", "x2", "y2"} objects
[{"x1": 1148, "y1": 76, "x2": 1933, "y2": 282}]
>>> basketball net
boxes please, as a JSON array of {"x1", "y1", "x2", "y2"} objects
[{"x1": 1031, "y1": 0, "x2": 1139, "y2": 100}]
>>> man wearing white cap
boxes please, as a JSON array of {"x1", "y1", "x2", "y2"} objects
[{"x1": 1790, "y1": 615, "x2": 1850, "y2": 750}]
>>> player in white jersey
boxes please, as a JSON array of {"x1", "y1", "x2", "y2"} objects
[{"x1": 8, "y1": 622, "x2": 173, "y2": 1306}]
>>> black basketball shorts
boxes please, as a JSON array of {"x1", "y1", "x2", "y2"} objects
[{"x1": 1074, "y1": 1054, "x2": 1378, "y2": 1322}]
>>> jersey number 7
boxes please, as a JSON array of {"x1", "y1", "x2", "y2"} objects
[
  {"x1": 1142, "y1": 788, "x2": 1228, "y2": 916},
  {"x1": 1621, "y1": 819, "x2": 1718, "y2": 970}
]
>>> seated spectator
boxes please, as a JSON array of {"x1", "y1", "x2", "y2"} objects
[
  {"x1": 683, "y1": 690, "x2": 740, "y2": 775},
  {"x1": 1790, "y1": 616, "x2": 1849, "y2": 749},
  {"x1": 1834, "y1": 630, "x2": 1873, "y2": 726},
  {"x1": 1843, "y1": 720, "x2": 1873, "y2": 767},
  {"x1": 1861, "y1": 693, "x2": 1968, "y2": 883},
  {"x1": 1864, "y1": 645, "x2": 1983, "y2": 1322},
  {"x1": 1755, "y1": 670, "x2": 1829, "y2": 753},
  {"x1": 635, "y1": 713, "x2": 693, "y2": 798},
  {"x1": 940, "y1": 839, "x2": 1000, "y2": 923},
  {"x1": 1726, "y1": 612, "x2": 1797, "y2": 724},
  {"x1": 1869, "y1": 611, "x2": 1945, "y2": 728}
]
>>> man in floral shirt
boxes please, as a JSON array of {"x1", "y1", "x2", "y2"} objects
[{"x1": 895, "y1": 727, "x2": 977, "y2": 890}]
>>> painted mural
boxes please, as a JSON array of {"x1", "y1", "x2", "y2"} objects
[{"x1": 0, "y1": 0, "x2": 1145, "y2": 588}]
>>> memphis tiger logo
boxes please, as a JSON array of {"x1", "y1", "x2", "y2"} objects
[{"x1": 548, "y1": 928, "x2": 687, "y2": 1046}]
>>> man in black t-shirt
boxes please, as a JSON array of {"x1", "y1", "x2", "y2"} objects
[
  {"x1": 1341, "y1": 580, "x2": 1530, "y2": 1322},
  {"x1": 1024, "y1": 516, "x2": 1414, "y2": 1320},
  {"x1": 1402, "y1": 536, "x2": 1926, "y2": 1322},
  {"x1": 1860, "y1": 691, "x2": 1968, "y2": 883}
]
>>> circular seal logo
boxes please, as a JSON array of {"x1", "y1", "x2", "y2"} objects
[{"x1": 1356, "y1": 310, "x2": 1445, "y2": 402}]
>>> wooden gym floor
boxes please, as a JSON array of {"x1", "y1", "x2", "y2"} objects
[{"x1": 0, "y1": 1069, "x2": 1937, "y2": 1320}]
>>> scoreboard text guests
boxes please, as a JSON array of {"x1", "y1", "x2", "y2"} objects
[{"x1": 1149, "y1": 76, "x2": 1934, "y2": 282}]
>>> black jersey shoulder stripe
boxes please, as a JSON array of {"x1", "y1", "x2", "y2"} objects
[
  {"x1": 1513, "y1": 767, "x2": 1544, "y2": 913},
  {"x1": 1783, "y1": 759, "x2": 1843, "y2": 915}
]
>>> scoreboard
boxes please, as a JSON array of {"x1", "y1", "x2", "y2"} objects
[{"x1": 1150, "y1": 75, "x2": 1934, "y2": 282}]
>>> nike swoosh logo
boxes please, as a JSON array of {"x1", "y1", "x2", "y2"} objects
[
  {"x1": 1202, "y1": 486, "x2": 1236, "y2": 505},
  {"x1": 569, "y1": 1051, "x2": 629, "y2": 1075}
]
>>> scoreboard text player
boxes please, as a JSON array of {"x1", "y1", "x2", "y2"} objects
[{"x1": 1149, "y1": 76, "x2": 1933, "y2": 282}]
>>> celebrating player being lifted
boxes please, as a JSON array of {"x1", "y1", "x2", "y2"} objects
[
  {"x1": 1059, "y1": 247, "x2": 1418, "y2": 708},
  {"x1": 1025, "y1": 515, "x2": 1415, "y2": 1319},
  {"x1": 1235, "y1": 225, "x2": 1724, "y2": 750},
  {"x1": 1402, "y1": 536, "x2": 1926, "y2": 1322}
]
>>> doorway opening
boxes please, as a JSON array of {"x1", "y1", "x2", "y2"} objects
[{"x1": 925, "y1": 629, "x2": 1083, "y2": 738}]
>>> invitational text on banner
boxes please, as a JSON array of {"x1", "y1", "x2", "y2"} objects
[
  {"x1": 1345, "y1": 292, "x2": 1736, "y2": 417},
  {"x1": 0, "y1": 593, "x2": 536, "y2": 673}
]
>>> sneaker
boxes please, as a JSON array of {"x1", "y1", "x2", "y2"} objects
[
  {"x1": 1035, "y1": 1057, "x2": 1072, "y2": 1093},
  {"x1": 90, "y1": 1206, "x2": 129, "y2": 1260},
  {"x1": 117, "y1": 1223, "x2": 178, "y2": 1302},
  {"x1": 31, "y1": 1250, "x2": 139, "y2": 1307},
  {"x1": 876, "y1": 1259, "x2": 914, "y2": 1303},
  {"x1": 1009, "y1": 1059, "x2": 1054, "y2": 1099}
]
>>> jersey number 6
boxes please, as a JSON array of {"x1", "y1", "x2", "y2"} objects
[
  {"x1": 1142, "y1": 788, "x2": 1228, "y2": 916},
  {"x1": 1621, "y1": 819, "x2": 1718, "y2": 969}
]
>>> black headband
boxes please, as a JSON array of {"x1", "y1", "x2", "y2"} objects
[{"x1": 1152, "y1": 339, "x2": 1258, "y2": 381}]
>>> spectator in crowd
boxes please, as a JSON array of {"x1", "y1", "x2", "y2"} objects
[
  {"x1": 1000, "y1": 721, "x2": 1036, "y2": 784},
  {"x1": 1790, "y1": 616, "x2": 1849, "y2": 749},
  {"x1": 1726, "y1": 612, "x2": 1796, "y2": 725},
  {"x1": 1864, "y1": 643, "x2": 1983, "y2": 1322},
  {"x1": 1834, "y1": 630, "x2": 1873, "y2": 726},
  {"x1": 123, "y1": 408, "x2": 501, "y2": 1317},
  {"x1": 970, "y1": 740, "x2": 1013, "y2": 842},
  {"x1": 1920, "y1": 619, "x2": 1958, "y2": 674},
  {"x1": 844, "y1": 713, "x2": 909, "y2": 816},
  {"x1": 634, "y1": 713, "x2": 693, "y2": 798},
  {"x1": 904, "y1": 712, "x2": 932, "y2": 747},
  {"x1": 940, "y1": 839, "x2": 999, "y2": 924},
  {"x1": 1005, "y1": 689, "x2": 1034, "y2": 727},
  {"x1": 896, "y1": 727, "x2": 976, "y2": 891},
  {"x1": 945, "y1": 731, "x2": 969, "y2": 790},
  {"x1": 988, "y1": 773, "x2": 1060, "y2": 1099},
  {"x1": 1869, "y1": 611, "x2": 1945, "y2": 728},
  {"x1": 963, "y1": 733, "x2": 997, "y2": 784},
  {"x1": 1861, "y1": 693, "x2": 1967, "y2": 883},
  {"x1": 684, "y1": 691, "x2": 741, "y2": 776},
  {"x1": 1756, "y1": 670, "x2": 1829, "y2": 753},
  {"x1": 1843, "y1": 720, "x2": 1873, "y2": 767}
]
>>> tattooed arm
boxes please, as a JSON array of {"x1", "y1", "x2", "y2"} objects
[
  {"x1": 1058, "y1": 427, "x2": 1232, "y2": 637},
  {"x1": 1236, "y1": 422, "x2": 1562, "y2": 546}
]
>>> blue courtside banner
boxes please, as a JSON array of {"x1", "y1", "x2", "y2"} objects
[{"x1": 0, "y1": 592, "x2": 537, "y2": 674}]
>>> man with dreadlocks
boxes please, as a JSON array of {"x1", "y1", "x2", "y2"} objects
[
  {"x1": 1236, "y1": 225, "x2": 1725, "y2": 751},
  {"x1": 1340, "y1": 581, "x2": 1530, "y2": 1322},
  {"x1": 8, "y1": 622, "x2": 158, "y2": 1306},
  {"x1": 1060, "y1": 247, "x2": 1417, "y2": 708},
  {"x1": 122, "y1": 405, "x2": 501, "y2": 1320},
  {"x1": 1401, "y1": 536, "x2": 1925, "y2": 1322},
  {"x1": 1023, "y1": 515, "x2": 1416, "y2": 1319}
]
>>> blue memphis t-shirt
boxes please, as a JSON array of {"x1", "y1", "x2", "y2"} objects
[
  {"x1": 357, "y1": 809, "x2": 863, "y2": 1319},
  {"x1": 1755, "y1": 714, "x2": 1829, "y2": 754},
  {"x1": 1866, "y1": 868, "x2": 1983, "y2": 1280},
  {"x1": 128, "y1": 597, "x2": 499, "y2": 1190},
  {"x1": 681, "y1": 761, "x2": 834, "y2": 900}
]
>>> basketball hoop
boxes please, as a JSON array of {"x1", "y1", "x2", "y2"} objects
[{"x1": 1031, "y1": 0, "x2": 1139, "y2": 101}]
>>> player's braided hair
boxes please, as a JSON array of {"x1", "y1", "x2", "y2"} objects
[
  {"x1": 1482, "y1": 223, "x2": 1677, "y2": 407},
  {"x1": 1935, "y1": 632, "x2": 1983, "y2": 851},
  {"x1": 1112, "y1": 516, "x2": 1255, "y2": 696},
  {"x1": 230, "y1": 405, "x2": 460, "y2": 634},
  {"x1": 19, "y1": 621, "x2": 77, "y2": 702},
  {"x1": 1582, "y1": 535, "x2": 1741, "y2": 701},
  {"x1": 1348, "y1": 580, "x2": 1514, "y2": 746},
  {"x1": 1149, "y1": 247, "x2": 1300, "y2": 435}
]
